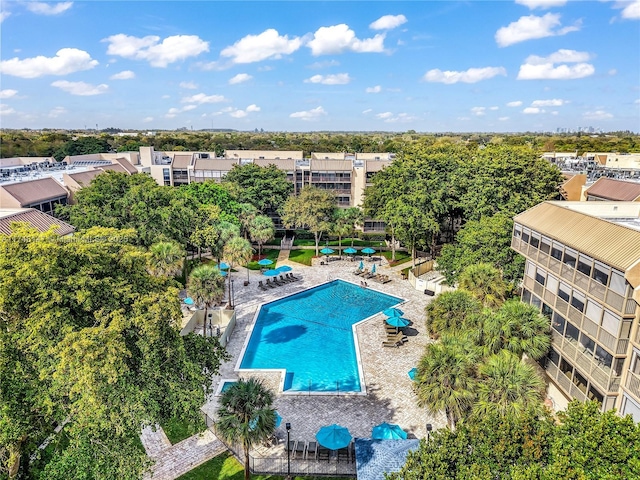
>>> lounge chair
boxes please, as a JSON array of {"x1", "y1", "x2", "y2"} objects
[
  {"x1": 272, "y1": 277, "x2": 284, "y2": 286},
  {"x1": 306, "y1": 441, "x2": 318, "y2": 460},
  {"x1": 288, "y1": 273, "x2": 300, "y2": 281},
  {"x1": 353, "y1": 268, "x2": 363, "y2": 275},
  {"x1": 294, "y1": 440, "x2": 306, "y2": 459},
  {"x1": 387, "y1": 332, "x2": 408, "y2": 344},
  {"x1": 349, "y1": 441, "x2": 355, "y2": 462},
  {"x1": 381, "y1": 275, "x2": 392, "y2": 284},
  {"x1": 317, "y1": 446, "x2": 331, "y2": 462},
  {"x1": 280, "y1": 274, "x2": 291, "y2": 284},
  {"x1": 266, "y1": 278, "x2": 276, "y2": 288},
  {"x1": 258, "y1": 280, "x2": 268, "y2": 291},
  {"x1": 337, "y1": 446, "x2": 349, "y2": 462}
]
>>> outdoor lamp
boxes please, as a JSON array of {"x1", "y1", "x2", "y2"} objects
[
  {"x1": 426, "y1": 423, "x2": 433, "y2": 440},
  {"x1": 286, "y1": 423, "x2": 292, "y2": 479}
]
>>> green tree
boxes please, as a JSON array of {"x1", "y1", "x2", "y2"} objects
[
  {"x1": 0, "y1": 226, "x2": 227, "y2": 479},
  {"x1": 331, "y1": 209, "x2": 353, "y2": 257},
  {"x1": 342, "y1": 207, "x2": 364, "y2": 247},
  {"x1": 458, "y1": 263, "x2": 507, "y2": 308},
  {"x1": 473, "y1": 350, "x2": 545, "y2": 420},
  {"x1": 147, "y1": 240, "x2": 184, "y2": 277},
  {"x1": 482, "y1": 299, "x2": 551, "y2": 360},
  {"x1": 416, "y1": 336, "x2": 480, "y2": 430},
  {"x1": 223, "y1": 163, "x2": 293, "y2": 214},
  {"x1": 281, "y1": 186, "x2": 336, "y2": 256},
  {"x1": 237, "y1": 203, "x2": 258, "y2": 239},
  {"x1": 216, "y1": 378, "x2": 277, "y2": 480},
  {"x1": 248, "y1": 215, "x2": 275, "y2": 259},
  {"x1": 425, "y1": 290, "x2": 483, "y2": 339},
  {"x1": 222, "y1": 236, "x2": 253, "y2": 304},
  {"x1": 187, "y1": 264, "x2": 226, "y2": 337}
]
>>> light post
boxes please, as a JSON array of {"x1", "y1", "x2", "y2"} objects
[
  {"x1": 286, "y1": 422, "x2": 291, "y2": 479},
  {"x1": 231, "y1": 279, "x2": 235, "y2": 309},
  {"x1": 426, "y1": 423, "x2": 432, "y2": 441}
]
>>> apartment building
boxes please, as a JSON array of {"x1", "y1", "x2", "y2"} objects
[
  {"x1": 512, "y1": 201, "x2": 640, "y2": 421},
  {"x1": 0, "y1": 177, "x2": 69, "y2": 215}
]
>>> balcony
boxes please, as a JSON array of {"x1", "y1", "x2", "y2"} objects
[{"x1": 624, "y1": 371, "x2": 640, "y2": 400}]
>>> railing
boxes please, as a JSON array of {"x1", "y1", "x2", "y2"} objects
[{"x1": 624, "y1": 371, "x2": 640, "y2": 400}]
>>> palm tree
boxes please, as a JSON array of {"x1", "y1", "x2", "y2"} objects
[
  {"x1": 331, "y1": 210, "x2": 352, "y2": 258},
  {"x1": 147, "y1": 241, "x2": 184, "y2": 277},
  {"x1": 237, "y1": 203, "x2": 258, "y2": 239},
  {"x1": 216, "y1": 378, "x2": 277, "y2": 480},
  {"x1": 458, "y1": 263, "x2": 507, "y2": 308},
  {"x1": 416, "y1": 336, "x2": 480, "y2": 430},
  {"x1": 248, "y1": 215, "x2": 275, "y2": 259},
  {"x1": 211, "y1": 221, "x2": 241, "y2": 264},
  {"x1": 223, "y1": 237, "x2": 253, "y2": 306},
  {"x1": 473, "y1": 350, "x2": 545, "y2": 419},
  {"x1": 343, "y1": 207, "x2": 364, "y2": 248},
  {"x1": 187, "y1": 265, "x2": 225, "y2": 337},
  {"x1": 482, "y1": 299, "x2": 551, "y2": 360},
  {"x1": 424, "y1": 289, "x2": 483, "y2": 339}
]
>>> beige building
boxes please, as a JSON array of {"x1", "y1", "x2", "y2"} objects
[
  {"x1": 0, "y1": 208, "x2": 75, "y2": 236},
  {"x1": 582, "y1": 177, "x2": 640, "y2": 202},
  {"x1": 512, "y1": 201, "x2": 640, "y2": 421},
  {"x1": 0, "y1": 177, "x2": 69, "y2": 214}
]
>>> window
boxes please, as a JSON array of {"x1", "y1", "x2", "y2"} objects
[
  {"x1": 552, "y1": 313, "x2": 566, "y2": 334},
  {"x1": 592, "y1": 262, "x2": 609, "y2": 286},
  {"x1": 588, "y1": 386, "x2": 603, "y2": 406},
  {"x1": 514, "y1": 224, "x2": 522, "y2": 238},
  {"x1": 595, "y1": 345, "x2": 613, "y2": 368},
  {"x1": 551, "y1": 242, "x2": 563, "y2": 260},
  {"x1": 548, "y1": 348, "x2": 560, "y2": 366},
  {"x1": 526, "y1": 261, "x2": 536, "y2": 278},
  {"x1": 571, "y1": 291, "x2": 585, "y2": 312},
  {"x1": 522, "y1": 229, "x2": 530, "y2": 244},
  {"x1": 546, "y1": 274, "x2": 559, "y2": 294},
  {"x1": 585, "y1": 300, "x2": 603, "y2": 323},
  {"x1": 560, "y1": 358, "x2": 573, "y2": 377},
  {"x1": 580, "y1": 333, "x2": 595, "y2": 354},
  {"x1": 601, "y1": 310, "x2": 620, "y2": 336},
  {"x1": 558, "y1": 283, "x2": 571, "y2": 302},
  {"x1": 573, "y1": 371, "x2": 588, "y2": 393},
  {"x1": 565, "y1": 321, "x2": 579, "y2": 342},
  {"x1": 540, "y1": 237, "x2": 551, "y2": 254},
  {"x1": 563, "y1": 248, "x2": 577, "y2": 268},
  {"x1": 522, "y1": 289, "x2": 532, "y2": 304},
  {"x1": 535, "y1": 268, "x2": 546, "y2": 286},
  {"x1": 542, "y1": 303, "x2": 553, "y2": 319},
  {"x1": 609, "y1": 270, "x2": 627, "y2": 296},
  {"x1": 531, "y1": 295, "x2": 542, "y2": 308},
  {"x1": 577, "y1": 254, "x2": 593, "y2": 276},
  {"x1": 530, "y1": 232, "x2": 540, "y2": 248}
]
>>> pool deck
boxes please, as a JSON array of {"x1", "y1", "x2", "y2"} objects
[{"x1": 201, "y1": 256, "x2": 446, "y2": 449}]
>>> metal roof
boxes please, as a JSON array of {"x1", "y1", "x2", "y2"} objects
[
  {"x1": 585, "y1": 177, "x2": 640, "y2": 201},
  {"x1": 1, "y1": 177, "x2": 68, "y2": 205},
  {"x1": 0, "y1": 208, "x2": 75, "y2": 236},
  {"x1": 514, "y1": 201, "x2": 640, "y2": 271}
]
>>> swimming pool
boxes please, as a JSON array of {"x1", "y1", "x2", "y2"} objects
[{"x1": 238, "y1": 280, "x2": 402, "y2": 393}]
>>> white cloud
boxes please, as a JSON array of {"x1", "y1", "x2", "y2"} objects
[
  {"x1": 584, "y1": 110, "x2": 613, "y2": 120},
  {"x1": 308, "y1": 60, "x2": 340, "y2": 69},
  {"x1": 495, "y1": 13, "x2": 580, "y2": 47},
  {"x1": 621, "y1": 1, "x2": 640, "y2": 19},
  {"x1": 304, "y1": 73, "x2": 351, "y2": 85},
  {"x1": 523, "y1": 107, "x2": 544, "y2": 114},
  {"x1": 51, "y1": 80, "x2": 108, "y2": 96},
  {"x1": 229, "y1": 73, "x2": 253, "y2": 85},
  {"x1": 608, "y1": 69, "x2": 617, "y2": 76},
  {"x1": 362, "y1": 108, "x2": 373, "y2": 114},
  {"x1": 230, "y1": 110, "x2": 247, "y2": 118},
  {"x1": 507, "y1": 100, "x2": 523, "y2": 107},
  {"x1": 0, "y1": 48, "x2": 98, "y2": 78},
  {"x1": 307, "y1": 24, "x2": 385, "y2": 55},
  {"x1": 103, "y1": 34, "x2": 209, "y2": 67},
  {"x1": 471, "y1": 106, "x2": 486, "y2": 116},
  {"x1": 181, "y1": 93, "x2": 226, "y2": 104},
  {"x1": 518, "y1": 49, "x2": 594, "y2": 80},
  {"x1": 369, "y1": 14, "x2": 407, "y2": 30},
  {"x1": 531, "y1": 98, "x2": 566, "y2": 106},
  {"x1": 182, "y1": 105, "x2": 197, "y2": 112},
  {"x1": 179, "y1": 81, "x2": 198, "y2": 89},
  {"x1": 0, "y1": 89, "x2": 18, "y2": 99},
  {"x1": 26, "y1": 2, "x2": 73, "y2": 15},
  {"x1": 48, "y1": 106, "x2": 67, "y2": 118},
  {"x1": 1, "y1": 11, "x2": 11, "y2": 23},
  {"x1": 376, "y1": 112, "x2": 393, "y2": 119},
  {"x1": 635, "y1": 99, "x2": 640, "y2": 105},
  {"x1": 515, "y1": 0, "x2": 567, "y2": 9},
  {"x1": 498, "y1": 116, "x2": 510, "y2": 121},
  {"x1": 0, "y1": 104, "x2": 16, "y2": 115},
  {"x1": 246, "y1": 104, "x2": 260, "y2": 112},
  {"x1": 161, "y1": 94, "x2": 170, "y2": 99},
  {"x1": 110, "y1": 70, "x2": 135, "y2": 80},
  {"x1": 375, "y1": 112, "x2": 418, "y2": 123},
  {"x1": 366, "y1": 85, "x2": 382, "y2": 93},
  {"x1": 423, "y1": 66, "x2": 506, "y2": 84},
  {"x1": 221, "y1": 29, "x2": 302, "y2": 64},
  {"x1": 143, "y1": 116, "x2": 154, "y2": 123},
  {"x1": 289, "y1": 106, "x2": 327, "y2": 120},
  {"x1": 489, "y1": 106, "x2": 499, "y2": 110}
]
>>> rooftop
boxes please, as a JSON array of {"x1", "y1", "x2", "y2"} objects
[{"x1": 0, "y1": 208, "x2": 75, "y2": 236}]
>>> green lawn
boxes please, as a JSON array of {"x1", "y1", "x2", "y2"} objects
[
  {"x1": 288, "y1": 249, "x2": 316, "y2": 266},
  {"x1": 177, "y1": 452, "x2": 351, "y2": 480},
  {"x1": 161, "y1": 417, "x2": 207, "y2": 445},
  {"x1": 247, "y1": 249, "x2": 280, "y2": 271},
  {"x1": 382, "y1": 250, "x2": 412, "y2": 266}
]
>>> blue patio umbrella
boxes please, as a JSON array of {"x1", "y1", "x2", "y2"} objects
[
  {"x1": 343, "y1": 247, "x2": 357, "y2": 255},
  {"x1": 372, "y1": 422, "x2": 408, "y2": 440},
  {"x1": 218, "y1": 262, "x2": 230, "y2": 270},
  {"x1": 386, "y1": 316, "x2": 410, "y2": 328},
  {"x1": 320, "y1": 247, "x2": 335, "y2": 255},
  {"x1": 183, "y1": 297, "x2": 194, "y2": 305},
  {"x1": 278, "y1": 265, "x2": 292, "y2": 272},
  {"x1": 263, "y1": 269, "x2": 280, "y2": 276},
  {"x1": 407, "y1": 368, "x2": 418, "y2": 381},
  {"x1": 361, "y1": 247, "x2": 376, "y2": 256},
  {"x1": 371, "y1": 264, "x2": 376, "y2": 274},
  {"x1": 257, "y1": 258, "x2": 273, "y2": 266},
  {"x1": 358, "y1": 261, "x2": 364, "y2": 270},
  {"x1": 383, "y1": 307, "x2": 404, "y2": 318},
  {"x1": 316, "y1": 424, "x2": 352, "y2": 450}
]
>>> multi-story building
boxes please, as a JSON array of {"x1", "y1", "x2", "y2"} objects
[{"x1": 512, "y1": 201, "x2": 640, "y2": 422}]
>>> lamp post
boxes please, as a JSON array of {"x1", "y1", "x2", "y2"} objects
[
  {"x1": 426, "y1": 423, "x2": 432, "y2": 440},
  {"x1": 231, "y1": 279, "x2": 235, "y2": 309},
  {"x1": 286, "y1": 422, "x2": 291, "y2": 480}
]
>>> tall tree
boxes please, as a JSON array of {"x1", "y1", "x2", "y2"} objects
[
  {"x1": 223, "y1": 237, "x2": 253, "y2": 304},
  {"x1": 416, "y1": 336, "x2": 480, "y2": 430},
  {"x1": 223, "y1": 163, "x2": 294, "y2": 214},
  {"x1": 147, "y1": 240, "x2": 184, "y2": 277},
  {"x1": 425, "y1": 289, "x2": 483, "y2": 339},
  {"x1": 473, "y1": 350, "x2": 545, "y2": 420},
  {"x1": 248, "y1": 215, "x2": 275, "y2": 259},
  {"x1": 187, "y1": 264, "x2": 226, "y2": 337},
  {"x1": 0, "y1": 226, "x2": 227, "y2": 479},
  {"x1": 216, "y1": 378, "x2": 277, "y2": 480},
  {"x1": 281, "y1": 186, "x2": 336, "y2": 257},
  {"x1": 342, "y1": 207, "x2": 364, "y2": 247},
  {"x1": 458, "y1": 263, "x2": 508, "y2": 308},
  {"x1": 237, "y1": 203, "x2": 258, "y2": 239},
  {"x1": 331, "y1": 209, "x2": 353, "y2": 257}
]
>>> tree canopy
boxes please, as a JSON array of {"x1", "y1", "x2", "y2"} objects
[
  {"x1": 0, "y1": 226, "x2": 228, "y2": 479},
  {"x1": 222, "y1": 163, "x2": 293, "y2": 214}
]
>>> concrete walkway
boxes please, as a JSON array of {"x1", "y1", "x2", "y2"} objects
[{"x1": 141, "y1": 426, "x2": 226, "y2": 480}]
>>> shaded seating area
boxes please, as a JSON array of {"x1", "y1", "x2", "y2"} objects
[
  {"x1": 383, "y1": 332, "x2": 408, "y2": 348},
  {"x1": 259, "y1": 273, "x2": 300, "y2": 290}
]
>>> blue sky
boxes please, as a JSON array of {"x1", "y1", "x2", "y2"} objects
[{"x1": 1, "y1": 0, "x2": 639, "y2": 132}]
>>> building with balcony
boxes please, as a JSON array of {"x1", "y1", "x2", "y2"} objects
[{"x1": 512, "y1": 201, "x2": 640, "y2": 421}]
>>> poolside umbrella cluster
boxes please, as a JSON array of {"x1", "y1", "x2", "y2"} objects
[
  {"x1": 278, "y1": 265, "x2": 292, "y2": 272},
  {"x1": 372, "y1": 422, "x2": 408, "y2": 440},
  {"x1": 263, "y1": 269, "x2": 280, "y2": 277},
  {"x1": 343, "y1": 247, "x2": 357, "y2": 255},
  {"x1": 362, "y1": 247, "x2": 376, "y2": 258},
  {"x1": 386, "y1": 316, "x2": 410, "y2": 328},
  {"x1": 383, "y1": 307, "x2": 404, "y2": 318},
  {"x1": 257, "y1": 258, "x2": 273, "y2": 266},
  {"x1": 316, "y1": 424, "x2": 352, "y2": 450}
]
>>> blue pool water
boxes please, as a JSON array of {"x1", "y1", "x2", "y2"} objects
[
  {"x1": 220, "y1": 381, "x2": 237, "y2": 394},
  {"x1": 239, "y1": 280, "x2": 402, "y2": 392}
]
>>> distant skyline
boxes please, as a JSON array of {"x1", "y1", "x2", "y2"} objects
[{"x1": 1, "y1": 0, "x2": 639, "y2": 132}]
